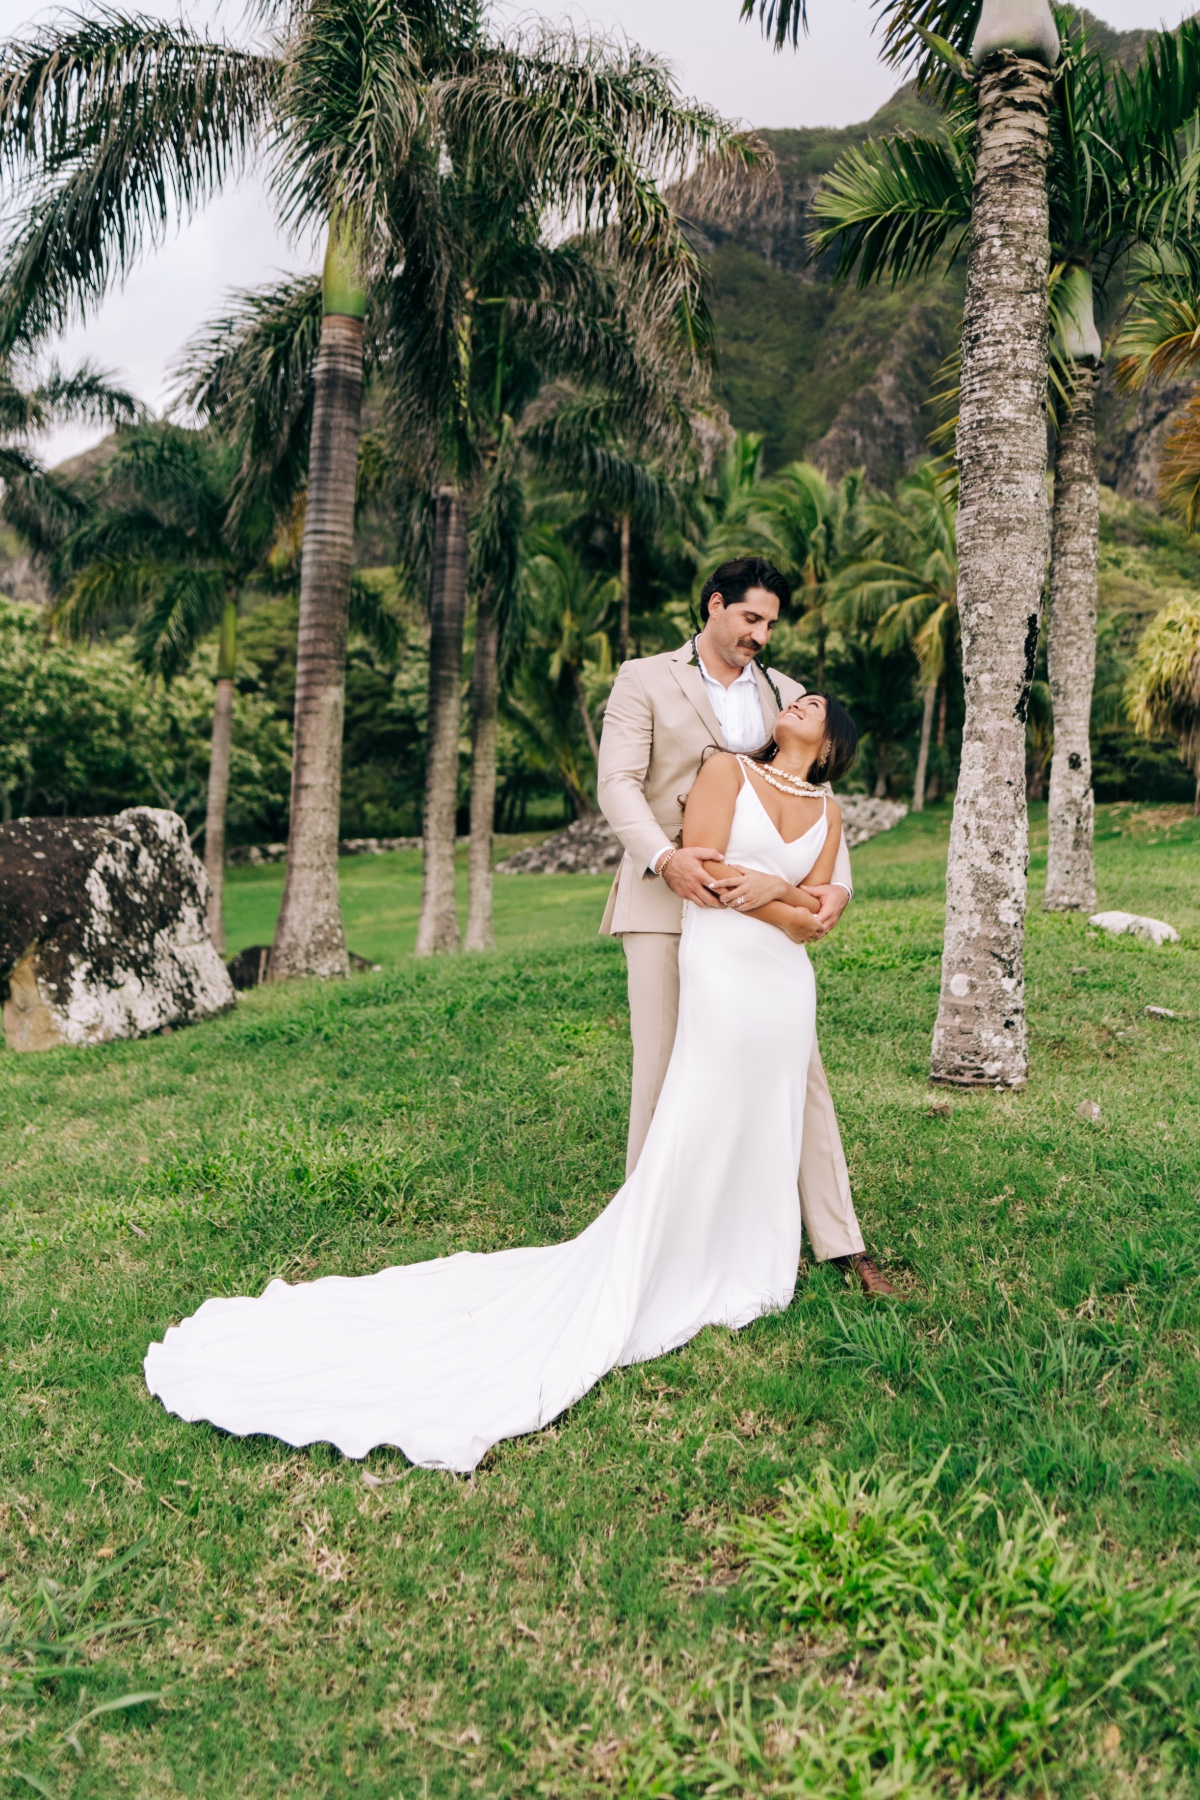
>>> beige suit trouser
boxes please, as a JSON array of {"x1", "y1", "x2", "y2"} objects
[{"x1": 621, "y1": 931, "x2": 865, "y2": 1263}]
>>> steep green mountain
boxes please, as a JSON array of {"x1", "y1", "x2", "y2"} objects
[{"x1": 690, "y1": 11, "x2": 1191, "y2": 492}]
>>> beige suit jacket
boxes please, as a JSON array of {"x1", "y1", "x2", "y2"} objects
[{"x1": 597, "y1": 641, "x2": 853, "y2": 935}]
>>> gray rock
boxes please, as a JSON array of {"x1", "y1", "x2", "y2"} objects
[
  {"x1": 226, "y1": 835, "x2": 446, "y2": 866},
  {"x1": 0, "y1": 808, "x2": 234, "y2": 1051},
  {"x1": 497, "y1": 814, "x2": 625, "y2": 876},
  {"x1": 227, "y1": 944, "x2": 273, "y2": 989},
  {"x1": 1088, "y1": 910, "x2": 1180, "y2": 947},
  {"x1": 1077, "y1": 1099, "x2": 1103, "y2": 1123},
  {"x1": 496, "y1": 797, "x2": 909, "y2": 876}
]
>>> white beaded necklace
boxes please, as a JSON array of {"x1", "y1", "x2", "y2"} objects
[{"x1": 737, "y1": 753, "x2": 828, "y2": 799}]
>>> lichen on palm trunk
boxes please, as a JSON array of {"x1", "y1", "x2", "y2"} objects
[
  {"x1": 204, "y1": 676, "x2": 234, "y2": 956},
  {"x1": 416, "y1": 486, "x2": 469, "y2": 956},
  {"x1": 931, "y1": 50, "x2": 1054, "y2": 1088},
  {"x1": 1045, "y1": 360, "x2": 1099, "y2": 912},
  {"x1": 465, "y1": 581, "x2": 499, "y2": 953},
  {"x1": 270, "y1": 311, "x2": 363, "y2": 981}
]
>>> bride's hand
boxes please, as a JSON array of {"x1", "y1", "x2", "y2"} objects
[
  {"x1": 710, "y1": 868, "x2": 791, "y2": 911},
  {"x1": 782, "y1": 908, "x2": 825, "y2": 944}
]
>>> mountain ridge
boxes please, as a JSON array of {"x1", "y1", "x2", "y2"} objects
[{"x1": 689, "y1": 10, "x2": 1190, "y2": 494}]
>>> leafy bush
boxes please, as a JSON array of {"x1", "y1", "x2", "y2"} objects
[
  {"x1": 0, "y1": 597, "x2": 291, "y2": 837},
  {"x1": 622, "y1": 1461, "x2": 1200, "y2": 1796}
]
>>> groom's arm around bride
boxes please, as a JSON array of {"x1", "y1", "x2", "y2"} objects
[{"x1": 595, "y1": 556, "x2": 895, "y2": 1297}]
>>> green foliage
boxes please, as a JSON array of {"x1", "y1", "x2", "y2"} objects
[
  {"x1": 0, "y1": 597, "x2": 291, "y2": 834},
  {"x1": 627, "y1": 1461, "x2": 1200, "y2": 1796},
  {"x1": 1126, "y1": 595, "x2": 1200, "y2": 801}
]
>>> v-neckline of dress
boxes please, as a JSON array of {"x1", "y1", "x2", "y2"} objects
[{"x1": 738, "y1": 763, "x2": 827, "y2": 848}]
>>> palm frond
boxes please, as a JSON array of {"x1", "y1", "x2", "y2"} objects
[
  {"x1": 0, "y1": 15, "x2": 278, "y2": 347},
  {"x1": 32, "y1": 358, "x2": 143, "y2": 426},
  {"x1": 1126, "y1": 594, "x2": 1200, "y2": 761},
  {"x1": 51, "y1": 553, "x2": 166, "y2": 639},
  {"x1": 348, "y1": 569, "x2": 404, "y2": 658},
  {"x1": 811, "y1": 130, "x2": 972, "y2": 286},
  {"x1": 175, "y1": 274, "x2": 323, "y2": 533},
  {"x1": 743, "y1": 0, "x2": 984, "y2": 92},
  {"x1": 1114, "y1": 280, "x2": 1200, "y2": 389},
  {"x1": 1158, "y1": 392, "x2": 1200, "y2": 532},
  {"x1": 0, "y1": 464, "x2": 89, "y2": 551},
  {"x1": 133, "y1": 561, "x2": 230, "y2": 677},
  {"x1": 274, "y1": 0, "x2": 423, "y2": 246}
]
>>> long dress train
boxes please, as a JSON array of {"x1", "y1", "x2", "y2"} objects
[{"x1": 144, "y1": 774, "x2": 828, "y2": 1471}]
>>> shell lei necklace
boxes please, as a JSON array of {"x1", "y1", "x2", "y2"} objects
[{"x1": 737, "y1": 754, "x2": 827, "y2": 798}]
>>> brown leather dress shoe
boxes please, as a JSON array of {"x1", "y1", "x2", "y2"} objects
[{"x1": 832, "y1": 1253, "x2": 897, "y2": 1297}]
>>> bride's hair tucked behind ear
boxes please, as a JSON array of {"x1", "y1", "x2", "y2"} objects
[{"x1": 749, "y1": 695, "x2": 858, "y2": 785}]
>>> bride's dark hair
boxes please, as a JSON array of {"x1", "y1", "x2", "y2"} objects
[{"x1": 748, "y1": 694, "x2": 858, "y2": 785}]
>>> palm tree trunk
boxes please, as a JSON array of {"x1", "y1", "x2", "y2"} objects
[
  {"x1": 930, "y1": 48, "x2": 1054, "y2": 1089},
  {"x1": 572, "y1": 664, "x2": 601, "y2": 774},
  {"x1": 416, "y1": 484, "x2": 469, "y2": 955},
  {"x1": 618, "y1": 512, "x2": 631, "y2": 660},
  {"x1": 203, "y1": 597, "x2": 238, "y2": 954},
  {"x1": 465, "y1": 581, "x2": 499, "y2": 953},
  {"x1": 271, "y1": 225, "x2": 364, "y2": 982},
  {"x1": 1044, "y1": 361, "x2": 1099, "y2": 912},
  {"x1": 912, "y1": 681, "x2": 936, "y2": 815}
]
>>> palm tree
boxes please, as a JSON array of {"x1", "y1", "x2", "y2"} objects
[
  {"x1": 0, "y1": 356, "x2": 141, "y2": 486},
  {"x1": 1126, "y1": 597, "x2": 1200, "y2": 813},
  {"x1": 749, "y1": 0, "x2": 1060, "y2": 1086},
  {"x1": 0, "y1": 0, "x2": 464, "y2": 979},
  {"x1": 807, "y1": 8, "x2": 1200, "y2": 1077},
  {"x1": 526, "y1": 533, "x2": 619, "y2": 771},
  {"x1": 388, "y1": 39, "x2": 756, "y2": 954},
  {"x1": 505, "y1": 537, "x2": 617, "y2": 821},
  {"x1": 831, "y1": 464, "x2": 958, "y2": 811},
  {"x1": 730, "y1": 462, "x2": 864, "y2": 690}
]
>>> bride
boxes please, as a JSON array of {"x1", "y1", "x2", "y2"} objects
[{"x1": 145, "y1": 693, "x2": 859, "y2": 1471}]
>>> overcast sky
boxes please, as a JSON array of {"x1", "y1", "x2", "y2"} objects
[{"x1": 1, "y1": 0, "x2": 1194, "y2": 464}]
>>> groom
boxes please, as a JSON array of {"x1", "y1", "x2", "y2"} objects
[{"x1": 596, "y1": 556, "x2": 893, "y2": 1297}]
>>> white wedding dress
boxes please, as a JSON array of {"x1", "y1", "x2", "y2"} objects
[{"x1": 145, "y1": 771, "x2": 827, "y2": 1471}]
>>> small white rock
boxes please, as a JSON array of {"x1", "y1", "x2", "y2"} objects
[
  {"x1": 1088, "y1": 910, "x2": 1180, "y2": 947},
  {"x1": 1077, "y1": 1099, "x2": 1102, "y2": 1123},
  {"x1": 1144, "y1": 1005, "x2": 1178, "y2": 1019}
]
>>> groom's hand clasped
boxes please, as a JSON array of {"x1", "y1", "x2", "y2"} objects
[
  {"x1": 805, "y1": 883, "x2": 851, "y2": 933},
  {"x1": 659, "y1": 845, "x2": 725, "y2": 906}
]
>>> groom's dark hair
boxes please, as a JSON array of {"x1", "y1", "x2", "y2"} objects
[{"x1": 700, "y1": 557, "x2": 790, "y2": 621}]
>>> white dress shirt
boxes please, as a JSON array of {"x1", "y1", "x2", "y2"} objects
[
  {"x1": 649, "y1": 651, "x2": 767, "y2": 874},
  {"x1": 696, "y1": 652, "x2": 768, "y2": 753}
]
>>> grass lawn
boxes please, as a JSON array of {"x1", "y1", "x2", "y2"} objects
[
  {"x1": 2, "y1": 802, "x2": 1199, "y2": 1797},
  {"x1": 222, "y1": 839, "x2": 615, "y2": 964}
]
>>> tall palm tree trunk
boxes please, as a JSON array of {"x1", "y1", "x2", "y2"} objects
[
  {"x1": 618, "y1": 511, "x2": 631, "y2": 659},
  {"x1": 1044, "y1": 361, "x2": 1099, "y2": 912},
  {"x1": 203, "y1": 596, "x2": 238, "y2": 954},
  {"x1": 912, "y1": 680, "x2": 937, "y2": 814},
  {"x1": 271, "y1": 226, "x2": 364, "y2": 982},
  {"x1": 572, "y1": 665, "x2": 601, "y2": 773},
  {"x1": 465, "y1": 581, "x2": 499, "y2": 952},
  {"x1": 416, "y1": 484, "x2": 469, "y2": 955},
  {"x1": 930, "y1": 47, "x2": 1055, "y2": 1088}
]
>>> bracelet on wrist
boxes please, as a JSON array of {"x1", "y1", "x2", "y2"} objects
[{"x1": 657, "y1": 846, "x2": 678, "y2": 875}]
